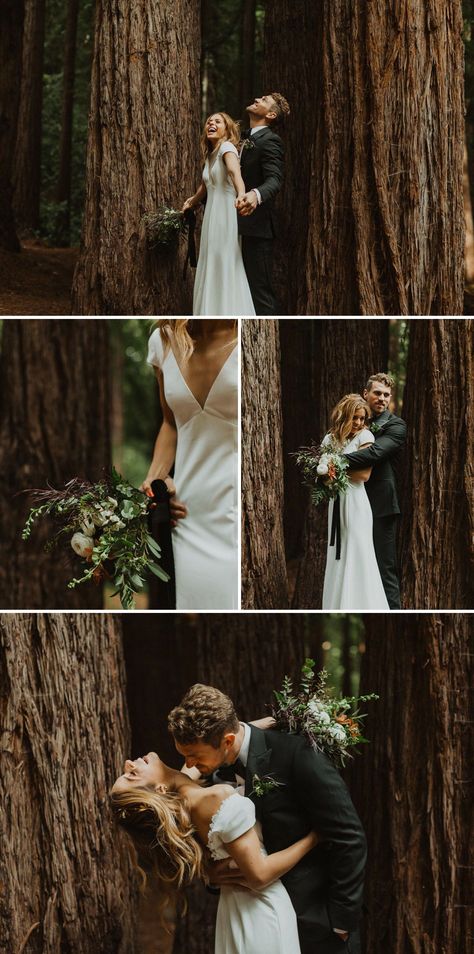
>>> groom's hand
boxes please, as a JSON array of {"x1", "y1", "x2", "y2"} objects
[
  {"x1": 237, "y1": 191, "x2": 258, "y2": 215},
  {"x1": 207, "y1": 858, "x2": 251, "y2": 889}
]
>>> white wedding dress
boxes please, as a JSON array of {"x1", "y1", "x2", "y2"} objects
[
  {"x1": 208, "y1": 792, "x2": 301, "y2": 954},
  {"x1": 193, "y1": 141, "x2": 255, "y2": 316},
  {"x1": 147, "y1": 330, "x2": 238, "y2": 610},
  {"x1": 322, "y1": 429, "x2": 389, "y2": 610}
]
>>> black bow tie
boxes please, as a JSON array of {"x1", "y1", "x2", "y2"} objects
[{"x1": 217, "y1": 759, "x2": 246, "y2": 783}]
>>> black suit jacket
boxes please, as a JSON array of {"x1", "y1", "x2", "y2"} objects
[
  {"x1": 238, "y1": 127, "x2": 284, "y2": 239},
  {"x1": 344, "y1": 410, "x2": 407, "y2": 518},
  {"x1": 244, "y1": 726, "x2": 367, "y2": 954}
]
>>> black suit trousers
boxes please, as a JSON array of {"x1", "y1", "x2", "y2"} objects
[
  {"x1": 241, "y1": 235, "x2": 278, "y2": 315},
  {"x1": 372, "y1": 514, "x2": 401, "y2": 609}
]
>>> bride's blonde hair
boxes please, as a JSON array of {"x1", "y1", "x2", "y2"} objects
[
  {"x1": 156, "y1": 319, "x2": 237, "y2": 362},
  {"x1": 329, "y1": 393, "x2": 370, "y2": 448},
  {"x1": 111, "y1": 785, "x2": 204, "y2": 916}
]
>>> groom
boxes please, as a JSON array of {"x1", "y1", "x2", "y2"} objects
[
  {"x1": 237, "y1": 93, "x2": 290, "y2": 315},
  {"x1": 344, "y1": 372, "x2": 407, "y2": 609},
  {"x1": 169, "y1": 684, "x2": 366, "y2": 954}
]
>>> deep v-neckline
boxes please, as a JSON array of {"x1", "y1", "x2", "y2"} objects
[{"x1": 169, "y1": 343, "x2": 237, "y2": 411}]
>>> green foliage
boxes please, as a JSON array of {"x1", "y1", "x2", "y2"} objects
[
  {"x1": 22, "y1": 469, "x2": 169, "y2": 610},
  {"x1": 202, "y1": 0, "x2": 265, "y2": 121},
  {"x1": 271, "y1": 659, "x2": 378, "y2": 769},
  {"x1": 40, "y1": 0, "x2": 94, "y2": 245},
  {"x1": 108, "y1": 319, "x2": 160, "y2": 490}
]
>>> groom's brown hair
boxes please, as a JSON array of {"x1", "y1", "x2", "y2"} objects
[
  {"x1": 366, "y1": 372, "x2": 395, "y2": 391},
  {"x1": 268, "y1": 92, "x2": 290, "y2": 127},
  {"x1": 168, "y1": 684, "x2": 240, "y2": 748}
]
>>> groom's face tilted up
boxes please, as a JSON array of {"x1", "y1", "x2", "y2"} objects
[{"x1": 246, "y1": 94, "x2": 278, "y2": 125}]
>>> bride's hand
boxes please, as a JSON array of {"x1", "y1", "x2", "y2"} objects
[
  {"x1": 235, "y1": 193, "x2": 245, "y2": 209},
  {"x1": 140, "y1": 475, "x2": 176, "y2": 498},
  {"x1": 182, "y1": 197, "x2": 195, "y2": 212}
]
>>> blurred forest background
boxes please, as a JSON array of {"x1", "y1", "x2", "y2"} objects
[
  {"x1": 0, "y1": 0, "x2": 472, "y2": 314},
  {"x1": 1, "y1": 612, "x2": 471, "y2": 954}
]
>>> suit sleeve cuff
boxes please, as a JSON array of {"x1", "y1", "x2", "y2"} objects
[{"x1": 252, "y1": 188, "x2": 262, "y2": 205}]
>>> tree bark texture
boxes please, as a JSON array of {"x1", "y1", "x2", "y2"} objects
[
  {"x1": 241, "y1": 319, "x2": 289, "y2": 609},
  {"x1": 399, "y1": 319, "x2": 474, "y2": 609},
  {"x1": 351, "y1": 613, "x2": 473, "y2": 954},
  {"x1": 13, "y1": 0, "x2": 46, "y2": 233},
  {"x1": 0, "y1": 0, "x2": 24, "y2": 251},
  {"x1": 0, "y1": 612, "x2": 138, "y2": 954},
  {"x1": 72, "y1": 0, "x2": 201, "y2": 315},
  {"x1": 0, "y1": 319, "x2": 110, "y2": 609},
  {"x1": 54, "y1": 0, "x2": 80, "y2": 243},
  {"x1": 279, "y1": 318, "x2": 319, "y2": 561},
  {"x1": 264, "y1": 1, "x2": 465, "y2": 315},
  {"x1": 293, "y1": 319, "x2": 389, "y2": 608}
]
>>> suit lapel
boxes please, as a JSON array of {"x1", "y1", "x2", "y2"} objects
[{"x1": 245, "y1": 726, "x2": 273, "y2": 806}]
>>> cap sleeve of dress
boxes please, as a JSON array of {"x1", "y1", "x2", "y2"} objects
[
  {"x1": 147, "y1": 329, "x2": 165, "y2": 369},
  {"x1": 356, "y1": 428, "x2": 375, "y2": 447},
  {"x1": 210, "y1": 793, "x2": 256, "y2": 845},
  {"x1": 220, "y1": 141, "x2": 239, "y2": 158}
]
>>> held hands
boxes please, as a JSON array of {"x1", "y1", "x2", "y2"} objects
[{"x1": 236, "y1": 190, "x2": 258, "y2": 216}]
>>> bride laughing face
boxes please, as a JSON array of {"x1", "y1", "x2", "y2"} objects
[{"x1": 111, "y1": 752, "x2": 168, "y2": 795}]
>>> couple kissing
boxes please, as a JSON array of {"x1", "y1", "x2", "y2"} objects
[{"x1": 112, "y1": 683, "x2": 366, "y2": 954}]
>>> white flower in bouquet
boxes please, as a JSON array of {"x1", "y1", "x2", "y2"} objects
[
  {"x1": 71, "y1": 532, "x2": 95, "y2": 557},
  {"x1": 80, "y1": 512, "x2": 96, "y2": 536},
  {"x1": 108, "y1": 515, "x2": 126, "y2": 531},
  {"x1": 316, "y1": 463, "x2": 329, "y2": 476},
  {"x1": 308, "y1": 699, "x2": 331, "y2": 724},
  {"x1": 328, "y1": 724, "x2": 347, "y2": 744}
]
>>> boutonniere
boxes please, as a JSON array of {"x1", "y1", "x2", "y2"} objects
[
  {"x1": 240, "y1": 138, "x2": 256, "y2": 152},
  {"x1": 251, "y1": 773, "x2": 284, "y2": 797},
  {"x1": 369, "y1": 421, "x2": 385, "y2": 435}
]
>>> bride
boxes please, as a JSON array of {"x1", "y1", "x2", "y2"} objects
[
  {"x1": 111, "y1": 752, "x2": 318, "y2": 954},
  {"x1": 322, "y1": 393, "x2": 389, "y2": 610},
  {"x1": 142, "y1": 320, "x2": 238, "y2": 611},
  {"x1": 182, "y1": 112, "x2": 255, "y2": 316}
]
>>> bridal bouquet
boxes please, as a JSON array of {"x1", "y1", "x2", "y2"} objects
[
  {"x1": 294, "y1": 439, "x2": 349, "y2": 506},
  {"x1": 22, "y1": 469, "x2": 170, "y2": 610},
  {"x1": 271, "y1": 659, "x2": 378, "y2": 768},
  {"x1": 143, "y1": 206, "x2": 188, "y2": 249}
]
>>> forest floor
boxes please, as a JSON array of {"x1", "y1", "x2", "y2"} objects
[{"x1": 0, "y1": 241, "x2": 77, "y2": 315}]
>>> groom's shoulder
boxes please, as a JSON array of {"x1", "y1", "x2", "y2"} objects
[{"x1": 386, "y1": 412, "x2": 406, "y2": 430}]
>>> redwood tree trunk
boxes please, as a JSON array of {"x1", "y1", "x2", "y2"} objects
[
  {"x1": 351, "y1": 613, "x2": 473, "y2": 954},
  {"x1": 279, "y1": 318, "x2": 319, "y2": 561},
  {"x1": 241, "y1": 318, "x2": 288, "y2": 609},
  {"x1": 54, "y1": 0, "x2": 80, "y2": 244},
  {"x1": 293, "y1": 319, "x2": 389, "y2": 608},
  {"x1": 0, "y1": 319, "x2": 110, "y2": 609},
  {"x1": 13, "y1": 0, "x2": 46, "y2": 233},
  {"x1": 0, "y1": 0, "x2": 24, "y2": 251},
  {"x1": 72, "y1": 0, "x2": 201, "y2": 315},
  {"x1": 0, "y1": 612, "x2": 138, "y2": 953},
  {"x1": 263, "y1": 1, "x2": 465, "y2": 315},
  {"x1": 399, "y1": 319, "x2": 474, "y2": 608}
]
